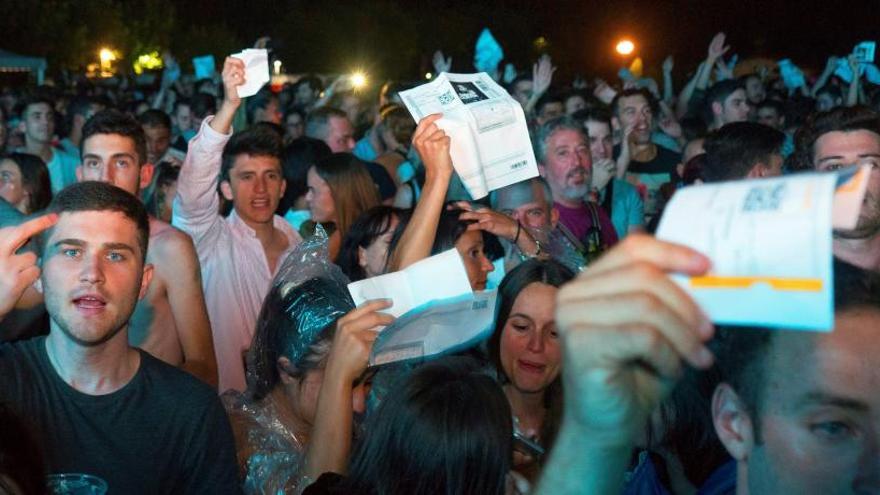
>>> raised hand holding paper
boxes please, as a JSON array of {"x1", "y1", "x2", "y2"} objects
[
  {"x1": 399, "y1": 72, "x2": 538, "y2": 199},
  {"x1": 656, "y1": 167, "x2": 868, "y2": 331},
  {"x1": 229, "y1": 48, "x2": 270, "y2": 98}
]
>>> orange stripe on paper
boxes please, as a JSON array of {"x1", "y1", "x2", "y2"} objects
[{"x1": 690, "y1": 276, "x2": 823, "y2": 292}]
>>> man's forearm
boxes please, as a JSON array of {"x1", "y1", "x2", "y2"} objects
[{"x1": 534, "y1": 419, "x2": 632, "y2": 495}]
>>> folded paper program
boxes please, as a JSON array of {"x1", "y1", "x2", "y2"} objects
[
  {"x1": 347, "y1": 248, "x2": 473, "y2": 318},
  {"x1": 399, "y1": 72, "x2": 539, "y2": 199},
  {"x1": 230, "y1": 48, "x2": 270, "y2": 98},
  {"x1": 656, "y1": 166, "x2": 869, "y2": 331}
]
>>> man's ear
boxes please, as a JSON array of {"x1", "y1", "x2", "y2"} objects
[
  {"x1": 220, "y1": 180, "x2": 234, "y2": 201},
  {"x1": 139, "y1": 162, "x2": 155, "y2": 191},
  {"x1": 138, "y1": 264, "x2": 155, "y2": 300},
  {"x1": 712, "y1": 383, "x2": 756, "y2": 462},
  {"x1": 712, "y1": 101, "x2": 723, "y2": 118},
  {"x1": 550, "y1": 206, "x2": 560, "y2": 228},
  {"x1": 75, "y1": 165, "x2": 83, "y2": 182},
  {"x1": 538, "y1": 163, "x2": 547, "y2": 178}
]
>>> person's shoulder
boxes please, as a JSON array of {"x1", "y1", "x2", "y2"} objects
[
  {"x1": 150, "y1": 218, "x2": 195, "y2": 245},
  {"x1": 138, "y1": 351, "x2": 218, "y2": 405}
]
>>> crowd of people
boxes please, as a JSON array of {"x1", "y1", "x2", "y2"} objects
[{"x1": 0, "y1": 30, "x2": 879, "y2": 494}]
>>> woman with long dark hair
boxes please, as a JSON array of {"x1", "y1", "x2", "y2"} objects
[{"x1": 488, "y1": 259, "x2": 575, "y2": 484}]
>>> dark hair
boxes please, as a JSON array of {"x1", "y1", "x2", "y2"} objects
[
  {"x1": 63, "y1": 96, "x2": 100, "y2": 137},
  {"x1": 293, "y1": 75, "x2": 324, "y2": 95},
  {"x1": 791, "y1": 105, "x2": 880, "y2": 172},
  {"x1": 15, "y1": 95, "x2": 54, "y2": 119},
  {"x1": 431, "y1": 205, "x2": 503, "y2": 260},
  {"x1": 220, "y1": 125, "x2": 284, "y2": 182},
  {"x1": 703, "y1": 122, "x2": 785, "y2": 182},
  {"x1": 137, "y1": 109, "x2": 171, "y2": 131},
  {"x1": 756, "y1": 98, "x2": 785, "y2": 117},
  {"x1": 488, "y1": 259, "x2": 574, "y2": 451},
  {"x1": 682, "y1": 153, "x2": 706, "y2": 185},
  {"x1": 611, "y1": 88, "x2": 656, "y2": 118},
  {"x1": 535, "y1": 92, "x2": 564, "y2": 115},
  {"x1": 573, "y1": 105, "x2": 613, "y2": 129},
  {"x1": 190, "y1": 92, "x2": 217, "y2": 119},
  {"x1": 143, "y1": 160, "x2": 179, "y2": 220},
  {"x1": 816, "y1": 84, "x2": 843, "y2": 100},
  {"x1": 338, "y1": 206, "x2": 405, "y2": 282},
  {"x1": 81, "y1": 109, "x2": 148, "y2": 166},
  {"x1": 0, "y1": 402, "x2": 47, "y2": 495},
  {"x1": 704, "y1": 80, "x2": 745, "y2": 123},
  {"x1": 45, "y1": 181, "x2": 150, "y2": 262},
  {"x1": 653, "y1": 365, "x2": 731, "y2": 487},
  {"x1": 305, "y1": 106, "x2": 348, "y2": 141},
  {"x1": 2, "y1": 152, "x2": 52, "y2": 214},
  {"x1": 277, "y1": 137, "x2": 332, "y2": 214},
  {"x1": 246, "y1": 88, "x2": 277, "y2": 124},
  {"x1": 713, "y1": 259, "x2": 880, "y2": 438},
  {"x1": 343, "y1": 356, "x2": 512, "y2": 495}
]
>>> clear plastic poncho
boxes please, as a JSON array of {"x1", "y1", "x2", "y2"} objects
[{"x1": 223, "y1": 226, "x2": 355, "y2": 494}]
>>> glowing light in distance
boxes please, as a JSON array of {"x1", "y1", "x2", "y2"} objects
[
  {"x1": 616, "y1": 40, "x2": 635, "y2": 56},
  {"x1": 350, "y1": 71, "x2": 367, "y2": 88},
  {"x1": 425, "y1": 72, "x2": 433, "y2": 80}
]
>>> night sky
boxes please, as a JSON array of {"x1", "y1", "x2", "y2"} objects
[
  {"x1": 3, "y1": 0, "x2": 880, "y2": 83},
  {"x1": 174, "y1": 0, "x2": 880, "y2": 81}
]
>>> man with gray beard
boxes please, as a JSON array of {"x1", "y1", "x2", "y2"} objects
[
  {"x1": 794, "y1": 106, "x2": 880, "y2": 270},
  {"x1": 534, "y1": 117, "x2": 617, "y2": 263}
]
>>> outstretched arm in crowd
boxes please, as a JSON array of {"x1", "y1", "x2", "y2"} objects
[
  {"x1": 172, "y1": 57, "x2": 242, "y2": 248},
  {"x1": 847, "y1": 55, "x2": 861, "y2": 107},
  {"x1": 303, "y1": 300, "x2": 395, "y2": 481},
  {"x1": 811, "y1": 56, "x2": 838, "y2": 97},
  {"x1": 524, "y1": 55, "x2": 556, "y2": 116},
  {"x1": 0, "y1": 214, "x2": 58, "y2": 323},
  {"x1": 386, "y1": 114, "x2": 454, "y2": 271},
  {"x1": 675, "y1": 61, "x2": 705, "y2": 119},
  {"x1": 535, "y1": 235, "x2": 715, "y2": 495},
  {"x1": 662, "y1": 56, "x2": 675, "y2": 105}
]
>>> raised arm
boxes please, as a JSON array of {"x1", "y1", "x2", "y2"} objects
[
  {"x1": 0, "y1": 214, "x2": 57, "y2": 322},
  {"x1": 662, "y1": 56, "x2": 675, "y2": 104},
  {"x1": 535, "y1": 235, "x2": 715, "y2": 495},
  {"x1": 303, "y1": 300, "x2": 394, "y2": 480},
  {"x1": 524, "y1": 55, "x2": 556, "y2": 116},
  {"x1": 846, "y1": 55, "x2": 861, "y2": 107},
  {"x1": 386, "y1": 114, "x2": 454, "y2": 272},
  {"x1": 171, "y1": 57, "x2": 242, "y2": 248},
  {"x1": 811, "y1": 56, "x2": 839, "y2": 97}
]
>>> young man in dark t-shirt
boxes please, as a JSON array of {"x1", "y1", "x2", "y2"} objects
[
  {"x1": 0, "y1": 182, "x2": 240, "y2": 494},
  {"x1": 612, "y1": 89, "x2": 682, "y2": 220}
]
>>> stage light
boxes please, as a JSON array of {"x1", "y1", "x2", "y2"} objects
[
  {"x1": 99, "y1": 48, "x2": 116, "y2": 63},
  {"x1": 425, "y1": 72, "x2": 433, "y2": 80},
  {"x1": 616, "y1": 39, "x2": 635, "y2": 56},
  {"x1": 351, "y1": 71, "x2": 367, "y2": 89}
]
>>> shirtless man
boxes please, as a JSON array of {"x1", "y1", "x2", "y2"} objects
[{"x1": 76, "y1": 109, "x2": 217, "y2": 387}]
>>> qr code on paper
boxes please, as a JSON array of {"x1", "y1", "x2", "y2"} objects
[{"x1": 438, "y1": 90, "x2": 455, "y2": 105}]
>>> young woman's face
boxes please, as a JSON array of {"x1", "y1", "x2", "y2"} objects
[
  {"x1": 499, "y1": 282, "x2": 562, "y2": 395},
  {"x1": 358, "y1": 215, "x2": 399, "y2": 278},
  {"x1": 305, "y1": 167, "x2": 336, "y2": 224},
  {"x1": 0, "y1": 159, "x2": 27, "y2": 214},
  {"x1": 288, "y1": 367, "x2": 371, "y2": 427},
  {"x1": 455, "y1": 230, "x2": 494, "y2": 291}
]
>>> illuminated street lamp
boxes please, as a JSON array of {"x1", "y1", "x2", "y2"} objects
[
  {"x1": 615, "y1": 39, "x2": 635, "y2": 56},
  {"x1": 98, "y1": 47, "x2": 119, "y2": 77}
]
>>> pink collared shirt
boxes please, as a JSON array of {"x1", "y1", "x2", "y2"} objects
[{"x1": 173, "y1": 118, "x2": 301, "y2": 393}]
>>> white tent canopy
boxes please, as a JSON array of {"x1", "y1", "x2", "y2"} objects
[{"x1": 0, "y1": 49, "x2": 47, "y2": 84}]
